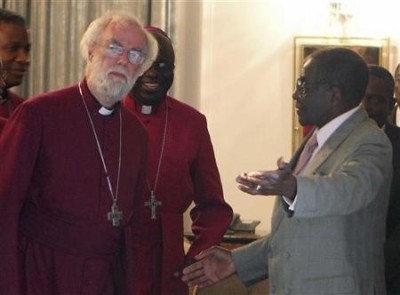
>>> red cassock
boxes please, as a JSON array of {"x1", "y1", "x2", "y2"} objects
[
  {"x1": 0, "y1": 116, "x2": 6, "y2": 134},
  {"x1": 0, "y1": 91, "x2": 25, "y2": 118},
  {"x1": 123, "y1": 94, "x2": 233, "y2": 295},
  {"x1": 0, "y1": 80, "x2": 148, "y2": 294}
]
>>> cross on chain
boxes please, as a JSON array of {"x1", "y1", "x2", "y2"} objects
[
  {"x1": 107, "y1": 202, "x2": 123, "y2": 227},
  {"x1": 145, "y1": 190, "x2": 162, "y2": 220}
]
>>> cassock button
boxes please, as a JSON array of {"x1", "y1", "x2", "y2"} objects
[{"x1": 271, "y1": 285, "x2": 276, "y2": 294}]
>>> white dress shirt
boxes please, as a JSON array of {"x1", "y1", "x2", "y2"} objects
[{"x1": 286, "y1": 106, "x2": 360, "y2": 210}]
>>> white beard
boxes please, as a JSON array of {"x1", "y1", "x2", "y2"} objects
[{"x1": 88, "y1": 56, "x2": 137, "y2": 104}]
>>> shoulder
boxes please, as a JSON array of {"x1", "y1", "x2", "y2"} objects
[
  {"x1": 23, "y1": 84, "x2": 79, "y2": 109},
  {"x1": 8, "y1": 92, "x2": 25, "y2": 104},
  {"x1": 327, "y1": 109, "x2": 392, "y2": 159},
  {"x1": 30, "y1": 84, "x2": 78, "y2": 101},
  {"x1": 342, "y1": 108, "x2": 389, "y2": 143},
  {"x1": 167, "y1": 96, "x2": 206, "y2": 122},
  {"x1": 353, "y1": 117, "x2": 390, "y2": 146},
  {"x1": 341, "y1": 115, "x2": 393, "y2": 162},
  {"x1": 9, "y1": 85, "x2": 80, "y2": 122}
]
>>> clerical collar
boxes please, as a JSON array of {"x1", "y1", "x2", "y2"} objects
[
  {"x1": 134, "y1": 99, "x2": 167, "y2": 115},
  {"x1": 141, "y1": 105, "x2": 152, "y2": 115},
  {"x1": 99, "y1": 106, "x2": 114, "y2": 116}
]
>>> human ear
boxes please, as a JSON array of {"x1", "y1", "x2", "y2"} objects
[
  {"x1": 88, "y1": 44, "x2": 96, "y2": 62},
  {"x1": 328, "y1": 86, "x2": 342, "y2": 106}
]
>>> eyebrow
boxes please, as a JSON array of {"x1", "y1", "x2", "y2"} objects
[{"x1": 106, "y1": 38, "x2": 143, "y2": 52}]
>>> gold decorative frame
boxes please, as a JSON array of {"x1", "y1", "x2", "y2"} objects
[{"x1": 292, "y1": 36, "x2": 390, "y2": 152}]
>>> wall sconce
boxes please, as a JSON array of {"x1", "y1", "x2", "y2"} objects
[{"x1": 329, "y1": 1, "x2": 354, "y2": 35}]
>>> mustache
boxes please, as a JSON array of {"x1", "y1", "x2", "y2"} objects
[{"x1": 107, "y1": 66, "x2": 128, "y2": 78}]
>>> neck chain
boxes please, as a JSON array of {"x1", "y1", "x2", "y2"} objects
[
  {"x1": 144, "y1": 105, "x2": 168, "y2": 220},
  {"x1": 78, "y1": 82, "x2": 123, "y2": 227}
]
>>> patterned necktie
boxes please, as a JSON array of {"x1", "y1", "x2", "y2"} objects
[{"x1": 293, "y1": 132, "x2": 318, "y2": 175}]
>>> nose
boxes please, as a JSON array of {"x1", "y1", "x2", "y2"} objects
[
  {"x1": 145, "y1": 64, "x2": 160, "y2": 76},
  {"x1": 116, "y1": 51, "x2": 130, "y2": 65},
  {"x1": 16, "y1": 48, "x2": 30, "y2": 64},
  {"x1": 292, "y1": 88, "x2": 299, "y2": 100}
]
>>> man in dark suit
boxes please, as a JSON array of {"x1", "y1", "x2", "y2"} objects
[
  {"x1": 362, "y1": 65, "x2": 400, "y2": 295},
  {"x1": 388, "y1": 64, "x2": 400, "y2": 126},
  {"x1": 182, "y1": 48, "x2": 392, "y2": 294}
]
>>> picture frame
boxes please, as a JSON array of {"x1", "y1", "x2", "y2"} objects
[{"x1": 292, "y1": 36, "x2": 390, "y2": 152}]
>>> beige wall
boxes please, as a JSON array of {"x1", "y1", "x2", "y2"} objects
[{"x1": 173, "y1": 0, "x2": 400, "y2": 234}]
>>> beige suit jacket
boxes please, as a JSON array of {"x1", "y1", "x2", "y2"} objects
[{"x1": 233, "y1": 108, "x2": 392, "y2": 295}]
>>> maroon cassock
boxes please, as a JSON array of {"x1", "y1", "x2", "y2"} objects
[
  {"x1": 0, "y1": 91, "x2": 25, "y2": 118},
  {"x1": 0, "y1": 116, "x2": 6, "y2": 134},
  {"x1": 0, "y1": 80, "x2": 147, "y2": 294},
  {"x1": 123, "y1": 94, "x2": 233, "y2": 295}
]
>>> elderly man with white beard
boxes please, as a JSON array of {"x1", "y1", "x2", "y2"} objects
[{"x1": 0, "y1": 11, "x2": 157, "y2": 294}]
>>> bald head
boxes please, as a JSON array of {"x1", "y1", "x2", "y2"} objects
[{"x1": 130, "y1": 26, "x2": 175, "y2": 106}]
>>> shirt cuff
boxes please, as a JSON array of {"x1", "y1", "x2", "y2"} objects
[{"x1": 283, "y1": 195, "x2": 297, "y2": 211}]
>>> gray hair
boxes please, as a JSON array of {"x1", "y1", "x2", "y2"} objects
[
  {"x1": 311, "y1": 47, "x2": 369, "y2": 107},
  {"x1": 80, "y1": 11, "x2": 158, "y2": 76}
]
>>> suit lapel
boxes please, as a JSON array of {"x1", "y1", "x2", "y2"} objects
[
  {"x1": 273, "y1": 109, "x2": 368, "y2": 222},
  {"x1": 289, "y1": 129, "x2": 316, "y2": 170},
  {"x1": 298, "y1": 108, "x2": 368, "y2": 175}
]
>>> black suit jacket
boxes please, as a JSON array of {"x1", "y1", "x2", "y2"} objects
[
  {"x1": 388, "y1": 105, "x2": 399, "y2": 126},
  {"x1": 385, "y1": 122, "x2": 400, "y2": 237}
]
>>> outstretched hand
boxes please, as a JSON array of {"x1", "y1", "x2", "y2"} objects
[
  {"x1": 181, "y1": 246, "x2": 236, "y2": 288},
  {"x1": 236, "y1": 157, "x2": 297, "y2": 199}
]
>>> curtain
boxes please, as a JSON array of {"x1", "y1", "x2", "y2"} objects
[{"x1": 1, "y1": 0, "x2": 171, "y2": 98}]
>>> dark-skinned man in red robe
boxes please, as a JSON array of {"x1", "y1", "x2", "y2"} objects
[
  {"x1": 0, "y1": 12, "x2": 158, "y2": 294},
  {"x1": 123, "y1": 26, "x2": 233, "y2": 295},
  {"x1": 0, "y1": 9, "x2": 30, "y2": 118}
]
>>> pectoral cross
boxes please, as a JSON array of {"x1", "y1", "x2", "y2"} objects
[
  {"x1": 107, "y1": 202, "x2": 123, "y2": 227},
  {"x1": 145, "y1": 190, "x2": 162, "y2": 220}
]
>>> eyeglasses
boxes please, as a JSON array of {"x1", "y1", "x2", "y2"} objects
[
  {"x1": 295, "y1": 76, "x2": 330, "y2": 100},
  {"x1": 102, "y1": 43, "x2": 145, "y2": 65}
]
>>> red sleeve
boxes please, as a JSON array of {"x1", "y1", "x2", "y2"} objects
[
  {"x1": 0, "y1": 117, "x2": 6, "y2": 134},
  {"x1": 186, "y1": 116, "x2": 233, "y2": 261},
  {"x1": 0, "y1": 102, "x2": 41, "y2": 293}
]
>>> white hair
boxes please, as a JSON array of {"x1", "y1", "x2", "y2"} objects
[{"x1": 80, "y1": 11, "x2": 158, "y2": 77}]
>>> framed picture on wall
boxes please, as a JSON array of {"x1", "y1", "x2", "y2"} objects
[{"x1": 292, "y1": 36, "x2": 390, "y2": 152}]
